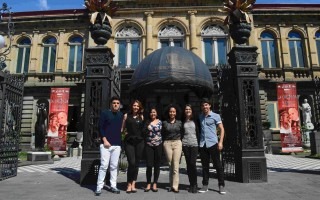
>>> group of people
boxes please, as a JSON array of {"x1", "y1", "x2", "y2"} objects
[{"x1": 95, "y1": 96, "x2": 226, "y2": 196}]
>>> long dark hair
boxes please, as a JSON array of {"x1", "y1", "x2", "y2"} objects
[
  {"x1": 145, "y1": 106, "x2": 159, "y2": 126},
  {"x1": 183, "y1": 104, "x2": 194, "y2": 122}
]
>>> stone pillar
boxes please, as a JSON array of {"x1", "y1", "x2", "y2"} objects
[
  {"x1": 29, "y1": 30, "x2": 40, "y2": 72},
  {"x1": 80, "y1": 47, "x2": 115, "y2": 185},
  {"x1": 188, "y1": 10, "x2": 197, "y2": 53},
  {"x1": 56, "y1": 29, "x2": 66, "y2": 72},
  {"x1": 228, "y1": 46, "x2": 267, "y2": 183},
  {"x1": 279, "y1": 25, "x2": 291, "y2": 80},
  {"x1": 306, "y1": 24, "x2": 318, "y2": 67},
  {"x1": 145, "y1": 12, "x2": 154, "y2": 55}
]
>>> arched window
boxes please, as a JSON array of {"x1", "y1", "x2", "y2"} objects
[
  {"x1": 115, "y1": 26, "x2": 141, "y2": 69},
  {"x1": 316, "y1": 31, "x2": 320, "y2": 66},
  {"x1": 201, "y1": 25, "x2": 227, "y2": 66},
  {"x1": 158, "y1": 24, "x2": 185, "y2": 48},
  {"x1": 42, "y1": 36, "x2": 57, "y2": 72},
  {"x1": 288, "y1": 32, "x2": 305, "y2": 68},
  {"x1": 260, "y1": 32, "x2": 277, "y2": 68},
  {"x1": 68, "y1": 36, "x2": 83, "y2": 72},
  {"x1": 16, "y1": 37, "x2": 31, "y2": 73}
]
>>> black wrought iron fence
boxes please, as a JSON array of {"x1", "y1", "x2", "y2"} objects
[{"x1": 0, "y1": 71, "x2": 24, "y2": 181}]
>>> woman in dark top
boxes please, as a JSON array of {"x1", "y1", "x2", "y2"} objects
[
  {"x1": 182, "y1": 104, "x2": 199, "y2": 193},
  {"x1": 144, "y1": 107, "x2": 163, "y2": 192},
  {"x1": 161, "y1": 104, "x2": 183, "y2": 193},
  {"x1": 122, "y1": 100, "x2": 144, "y2": 193}
]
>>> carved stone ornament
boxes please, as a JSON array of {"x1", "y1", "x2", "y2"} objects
[
  {"x1": 159, "y1": 25, "x2": 184, "y2": 37},
  {"x1": 201, "y1": 25, "x2": 226, "y2": 36},
  {"x1": 86, "y1": 53, "x2": 114, "y2": 66},
  {"x1": 116, "y1": 26, "x2": 141, "y2": 38},
  {"x1": 235, "y1": 51, "x2": 257, "y2": 63}
]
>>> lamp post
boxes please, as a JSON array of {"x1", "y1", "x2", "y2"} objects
[{"x1": 0, "y1": 2, "x2": 14, "y2": 71}]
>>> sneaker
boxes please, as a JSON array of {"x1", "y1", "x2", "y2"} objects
[
  {"x1": 219, "y1": 186, "x2": 226, "y2": 195},
  {"x1": 95, "y1": 189, "x2": 102, "y2": 196},
  {"x1": 198, "y1": 185, "x2": 208, "y2": 193},
  {"x1": 110, "y1": 187, "x2": 120, "y2": 194}
]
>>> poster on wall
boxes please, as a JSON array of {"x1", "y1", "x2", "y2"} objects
[
  {"x1": 47, "y1": 88, "x2": 70, "y2": 154},
  {"x1": 277, "y1": 83, "x2": 303, "y2": 153}
]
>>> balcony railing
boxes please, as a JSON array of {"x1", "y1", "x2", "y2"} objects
[
  {"x1": 15, "y1": 72, "x2": 85, "y2": 86},
  {"x1": 261, "y1": 68, "x2": 283, "y2": 79},
  {"x1": 260, "y1": 67, "x2": 320, "y2": 81}
]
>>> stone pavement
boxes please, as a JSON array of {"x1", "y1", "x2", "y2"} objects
[{"x1": 0, "y1": 154, "x2": 320, "y2": 200}]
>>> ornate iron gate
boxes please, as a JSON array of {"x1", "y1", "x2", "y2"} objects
[
  {"x1": 217, "y1": 64, "x2": 240, "y2": 181},
  {"x1": 0, "y1": 71, "x2": 24, "y2": 181}
]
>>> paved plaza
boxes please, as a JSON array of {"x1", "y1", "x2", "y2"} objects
[{"x1": 0, "y1": 154, "x2": 320, "y2": 200}]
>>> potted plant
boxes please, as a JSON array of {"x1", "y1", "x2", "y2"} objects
[
  {"x1": 84, "y1": 0, "x2": 117, "y2": 45},
  {"x1": 219, "y1": 0, "x2": 256, "y2": 44}
]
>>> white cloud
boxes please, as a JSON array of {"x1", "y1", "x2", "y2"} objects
[{"x1": 38, "y1": 0, "x2": 49, "y2": 10}]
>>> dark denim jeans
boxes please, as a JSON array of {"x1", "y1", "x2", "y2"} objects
[{"x1": 199, "y1": 144, "x2": 225, "y2": 186}]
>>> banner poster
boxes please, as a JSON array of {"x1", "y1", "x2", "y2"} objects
[
  {"x1": 47, "y1": 88, "x2": 70, "y2": 154},
  {"x1": 277, "y1": 83, "x2": 303, "y2": 153}
]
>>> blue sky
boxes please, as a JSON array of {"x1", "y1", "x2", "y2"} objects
[{"x1": 6, "y1": 0, "x2": 320, "y2": 13}]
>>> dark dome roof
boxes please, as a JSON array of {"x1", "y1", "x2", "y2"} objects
[{"x1": 130, "y1": 47, "x2": 214, "y2": 97}]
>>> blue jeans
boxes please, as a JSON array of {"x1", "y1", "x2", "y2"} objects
[{"x1": 96, "y1": 144, "x2": 121, "y2": 190}]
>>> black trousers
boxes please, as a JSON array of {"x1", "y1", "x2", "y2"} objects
[
  {"x1": 182, "y1": 146, "x2": 198, "y2": 186},
  {"x1": 124, "y1": 140, "x2": 144, "y2": 182},
  {"x1": 145, "y1": 144, "x2": 163, "y2": 184},
  {"x1": 199, "y1": 144, "x2": 225, "y2": 186}
]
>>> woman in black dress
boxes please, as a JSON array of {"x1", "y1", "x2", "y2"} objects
[{"x1": 122, "y1": 100, "x2": 144, "y2": 193}]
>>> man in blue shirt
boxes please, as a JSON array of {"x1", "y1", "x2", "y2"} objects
[
  {"x1": 95, "y1": 96, "x2": 123, "y2": 196},
  {"x1": 198, "y1": 98, "x2": 226, "y2": 195}
]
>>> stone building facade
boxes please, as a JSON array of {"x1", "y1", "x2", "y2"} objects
[{"x1": 1, "y1": 1, "x2": 319, "y2": 150}]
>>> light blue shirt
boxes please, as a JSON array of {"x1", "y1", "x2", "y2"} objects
[{"x1": 199, "y1": 111, "x2": 222, "y2": 148}]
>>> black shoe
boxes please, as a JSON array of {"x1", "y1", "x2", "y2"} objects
[
  {"x1": 110, "y1": 187, "x2": 120, "y2": 194},
  {"x1": 152, "y1": 188, "x2": 158, "y2": 192},
  {"x1": 192, "y1": 185, "x2": 198, "y2": 193},
  {"x1": 172, "y1": 189, "x2": 179, "y2": 193},
  {"x1": 131, "y1": 189, "x2": 137, "y2": 193},
  {"x1": 144, "y1": 188, "x2": 150, "y2": 192}
]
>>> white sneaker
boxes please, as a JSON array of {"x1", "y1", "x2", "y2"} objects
[
  {"x1": 219, "y1": 185, "x2": 226, "y2": 195},
  {"x1": 198, "y1": 185, "x2": 208, "y2": 193}
]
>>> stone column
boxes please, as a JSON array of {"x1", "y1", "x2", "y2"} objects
[
  {"x1": 145, "y1": 12, "x2": 154, "y2": 56},
  {"x1": 56, "y1": 29, "x2": 66, "y2": 72},
  {"x1": 188, "y1": 10, "x2": 197, "y2": 53},
  {"x1": 306, "y1": 24, "x2": 318, "y2": 67},
  {"x1": 29, "y1": 30, "x2": 40, "y2": 72}
]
